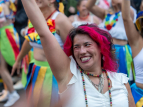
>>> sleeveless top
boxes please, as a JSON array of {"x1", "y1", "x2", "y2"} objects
[
  {"x1": 25, "y1": 11, "x2": 64, "y2": 49},
  {"x1": 72, "y1": 15, "x2": 94, "y2": 28},
  {"x1": 99, "y1": 12, "x2": 128, "y2": 40},
  {"x1": 133, "y1": 48, "x2": 143, "y2": 84},
  {"x1": 59, "y1": 56, "x2": 129, "y2": 107}
]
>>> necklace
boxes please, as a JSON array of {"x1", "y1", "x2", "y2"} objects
[
  {"x1": 78, "y1": 13, "x2": 89, "y2": 21},
  {"x1": 45, "y1": 10, "x2": 57, "y2": 21},
  {"x1": 104, "y1": 11, "x2": 120, "y2": 30},
  {"x1": 85, "y1": 73, "x2": 104, "y2": 93},
  {"x1": 80, "y1": 69, "x2": 112, "y2": 107}
]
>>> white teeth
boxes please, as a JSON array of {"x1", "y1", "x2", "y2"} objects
[{"x1": 81, "y1": 57, "x2": 90, "y2": 62}]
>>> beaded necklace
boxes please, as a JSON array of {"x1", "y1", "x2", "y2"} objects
[
  {"x1": 80, "y1": 69, "x2": 112, "y2": 107},
  {"x1": 104, "y1": 11, "x2": 120, "y2": 30}
]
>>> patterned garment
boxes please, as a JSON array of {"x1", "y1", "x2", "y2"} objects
[
  {"x1": 0, "y1": 24, "x2": 20, "y2": 66},
  {"x1": 25, "y1": 60, "x2": 59, "y2": 107}
]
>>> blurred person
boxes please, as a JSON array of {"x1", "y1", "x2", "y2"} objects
[
  {"x1": 63, "y1": 0, "x2": 78, "y2": 17},
  {"x1": 0, "y1": 0, "x2": 20, "y2": 106},
  {"x1": 69, "y1": 0, "x2": 100, "y2": 28},
  {"x1": 11, "y1": 0, "x2": 73, "y2": 106},
  {"x1": 14, "y1": 0, "x2": 28, "y2": 48},
  {"x1": 140, "y1": 0, "x2": 143, "y2": 11},
  {"x1": 13, "y1": 0, "x2": 28, "y2": 90},
  {"x1": 86, "y1": 0, "x2": 136, "y2": 82},
  {"x1": 20, "y1": 0, "x2": 135, "y2": 106},
  {"x1": 122, "y1": 0, "x2": 143, "y2": 106}
]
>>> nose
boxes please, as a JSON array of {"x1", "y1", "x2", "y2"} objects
[{"x1": 79, "y1": 46, "x2": 86, "y2": 55}]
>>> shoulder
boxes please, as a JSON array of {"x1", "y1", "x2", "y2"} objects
[
  {"x1": 107, "y1": 72, "x2": 129, "y2": 85},
  {"x1": 68, "y1": 15, "x2": 75, "y2": 23},
  {"x1": 55, "y1": 13, "x2": 71, "y2": 25}
]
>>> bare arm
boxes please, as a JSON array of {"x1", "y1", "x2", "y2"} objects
[
  {"x1": 86, "y1": 0, "x2": 106, "y2": 20},
  {"x1": 56, "y1": 14, "x2": 73, "y2": 43},
  {"x1": 122, "y1": 0, "x2": 140, "y2": 46},
  {"x1": 21, "y1": 0, "x2": 71, "y2": 82},
  {"x1": 68, "y1": 15, "x2": 74, "y2": 23},
  {"x1": 125, "y1": 83, "x2": 136, "y2": 107},
  {"x1": 11, "y1": 40, "x2": 32, "y2": 75}
]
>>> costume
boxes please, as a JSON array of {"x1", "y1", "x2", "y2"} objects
[
  {"x1": 99, "y1": 12, "x2": 135, "y2": 82},
  {"x1": 59, "y1": 56, "x2": 129, "y2": 107},
  {"x1": 72, "y1": 15, "x2": 94, "y2": 28},
  {"x1": 24, "y1": 11, "x2": 63, "y2": 107},
  {"x1": 0, "y1": 0, "x2": 20, "y2": 66}
]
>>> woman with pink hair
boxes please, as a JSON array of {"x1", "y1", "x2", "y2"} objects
[{"x1": 21, "y1": 0, "x2": 135, "y2": 106}]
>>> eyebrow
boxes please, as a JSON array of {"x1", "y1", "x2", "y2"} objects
[{"x1": 73, "y1": 42, "x2": 92, "y2": 46}]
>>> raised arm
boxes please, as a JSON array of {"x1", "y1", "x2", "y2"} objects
[
  {"x1": 86, "y1": 0, "x2": 106, "y2": 20},
  {"x1": 21, "y1": 0, "x2": 71, "y2": 83},
  {"x1": 122, "y1": 0, "x2": 140, "y2": 48}
]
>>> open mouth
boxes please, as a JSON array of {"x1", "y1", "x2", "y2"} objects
[{"x1": 80, "y1": 57, "x2": 91, "y2": 63}]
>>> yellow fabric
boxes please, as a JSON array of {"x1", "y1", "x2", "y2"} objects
[
  {"x1": 59, "y1": 2, "x2": 64, "y2": 13},
  {"x1": 0, "y1": 6, "x2": 3, "y2": 13},
  {"x1": 135, "y1": 16, "x2": 143, "y2": 31},
  {"x1": 33, "y1": 67, "x2": 47, "y2": 107},
  {"x1": 136, "y1": 97, "x2": 143, "y2": 107},
  {"x1": 9, "y1": 0, "x2": 16, "y2": 12}
]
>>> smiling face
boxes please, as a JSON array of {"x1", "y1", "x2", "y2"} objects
[{"x1": 73, "y1": 34, "x2": 101, "y2": 71}]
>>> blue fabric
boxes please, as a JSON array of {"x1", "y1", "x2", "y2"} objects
[
  {"x1": 119, "y1": 46, "x2": 127, "y2": 75},
  {"x1": 131, "y1": 83, "x2": 143, "y2": 104},
  {"x1": 32, "y1": 66, "x2": 40, "y2": 92},
  {"x1": 50, "y1": 75, "x2": 59, "y2": 107},
  {"x1": 25, "y1": 63, "x2": 34, "y2": 90},
  {"x1": 113, "y1": 44, "x2": 126, "y2": 73}
]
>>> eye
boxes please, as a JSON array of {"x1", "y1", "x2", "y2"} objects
[
  {"x1": 85, "y1": 43, "x2": 90, "y2": 47},
  {"x1": 73, "y1": 46, "x2": 79, "y2": 49}
]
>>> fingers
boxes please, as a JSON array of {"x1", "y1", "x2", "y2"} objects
[
  {"x1": 11, "y1": 66, "x2": 16, "y2": 76},
  {"x1": 17, "y1": 67, "x2": 20, "y2": 75}
]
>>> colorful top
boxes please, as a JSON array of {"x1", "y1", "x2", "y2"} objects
[
  {"x1": 0, "y1": 0, "x2": 16, "y2": 20},
  {"x1": 25, "y1": 11, "x2": 64, "y2": 49},
  {"x1": 25, "y1": 19, "x2": 56, "y2": 45},
  {"x1": 99, "y1": 12, "x2": 128, "y2": 40}
]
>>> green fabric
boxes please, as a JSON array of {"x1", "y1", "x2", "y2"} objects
[
  {"x1": 0, "y1": 25, "x2": 15, "y2": 66},
  {"x1": 34, "y1": 60, "x2": 53, "y2": 107},
  {"x1": 22, "y1": 68, "x2": 27, "y2": 87},
  {"x1": 63, "y1": 0, "x2": 78, "y2": 16},
  {"x1": 125, "y1": 45, "x2": 136, "y2": 81}
]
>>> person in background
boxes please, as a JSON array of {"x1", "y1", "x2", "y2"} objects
[
  {"x1": 11, "y1": 0, "x2": 73, "y2": 106},
  {"x1": 63, "y1": 0, "x2": 78, "y2": 17},
  {"x1": 122, "y1": 0, "x2": 143, "y2": 106},
  {"x1": 0, "y1": 0, "x2": 20, "y2": 106},
  {"x1": 69, "y1": 0, "x2": 100, "y2": 28},
  {"x1": 14, "y1": 0, "x2": 28, "y2": 48},
  {"x1": 86, "y1": 0, "x2": 136, "y2": 83}
]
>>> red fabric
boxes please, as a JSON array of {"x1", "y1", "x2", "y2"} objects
[
  {"x1": 5, "y1": 29, "x2": 19, "y2": 60},
  {"x1": 28, "y1": 27, "x2": 35, "y2": 34}
]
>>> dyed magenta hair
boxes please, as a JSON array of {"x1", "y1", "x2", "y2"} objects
[{"x1": 64, "y1": 24, "x2": 117, "y2": 72}]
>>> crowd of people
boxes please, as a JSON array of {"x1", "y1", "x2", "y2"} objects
[{"x1": 0, "y1": 0, "x2": 143, "y2": 107}]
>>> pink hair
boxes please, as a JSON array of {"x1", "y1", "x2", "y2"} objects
[{"x1": 64, "y1": 24, "x2": 117, "y2": 72}]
